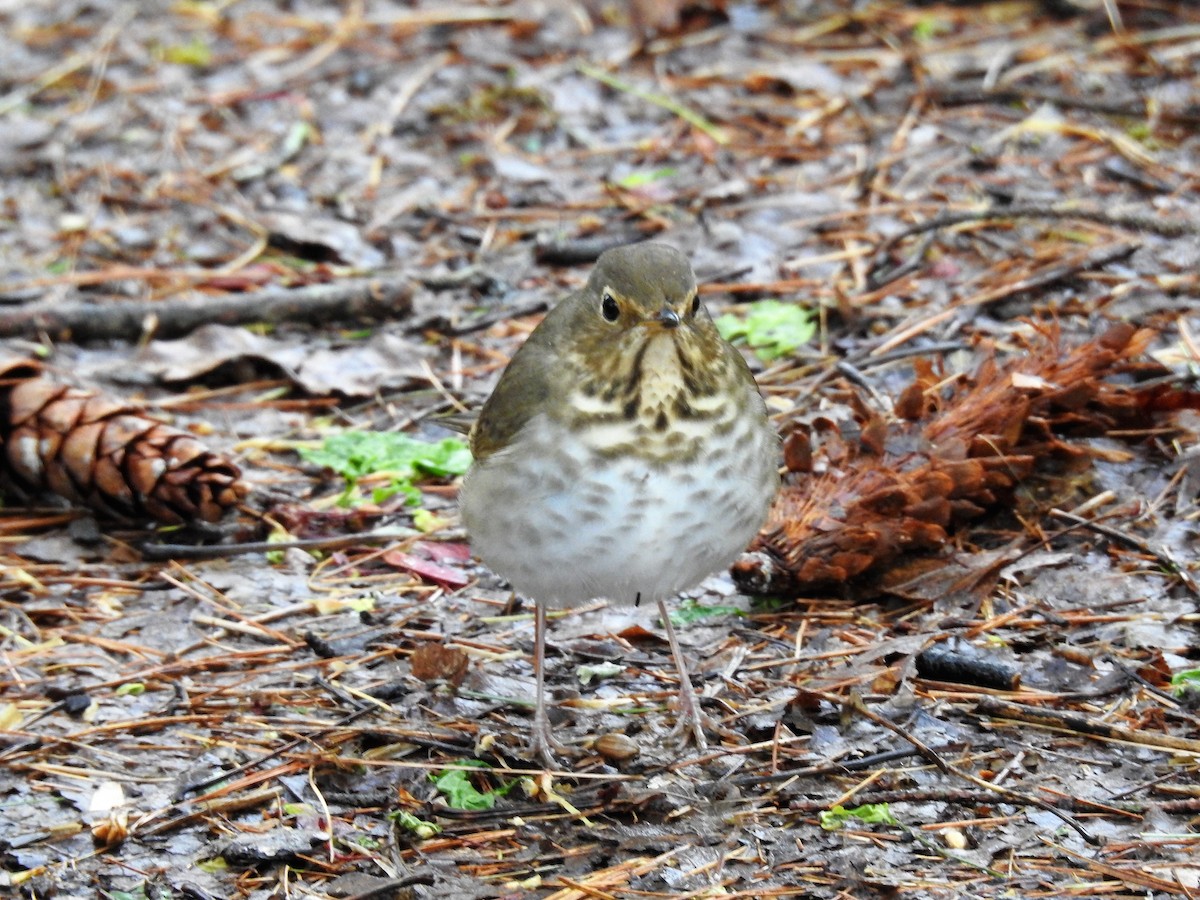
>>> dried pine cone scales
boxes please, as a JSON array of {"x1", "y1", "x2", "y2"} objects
[
  {"x1": 0, "y1": 357, "x2": 247, "y2": 524},
  {"x1": 734, "y1": 324, "x2": 1174, "y2": 597}
]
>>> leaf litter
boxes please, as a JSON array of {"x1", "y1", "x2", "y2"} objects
[{"x1": 2, "y1": 2, "x2": 1200, "y2": 898}]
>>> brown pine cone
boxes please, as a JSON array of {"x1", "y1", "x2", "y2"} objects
[
  {"x1": 734, "y1": 323, "x2": 1176, "y2": 597},
  {"x1": 0, "y1": 357, "x2": 248, "y2": 524}
]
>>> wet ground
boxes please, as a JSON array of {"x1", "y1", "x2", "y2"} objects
[{"x1": 2, "y1": 2, "x2": 1200, "y2": 897}]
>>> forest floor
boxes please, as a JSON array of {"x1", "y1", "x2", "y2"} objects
[{"x1": 2, "y1": 1, "x2": 1200, "y2": 898}]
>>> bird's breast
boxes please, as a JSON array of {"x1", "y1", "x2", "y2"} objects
[
  {"x1": 460, "y1": 407, "x2": 777, "y2": 608},
  {"x1": 565, "y1": 335, "x2": 736, "y2": 463}
]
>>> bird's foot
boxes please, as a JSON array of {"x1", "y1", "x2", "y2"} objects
[
  {"x1": 668, "y1": 672, "x2": 710, "y2": 751},
  {"x1": 656, "y1": 598, "x2": 711, "y2": 752},
  {"x1": 529, "y1": 703, "x2": 565, "y2": 768}
]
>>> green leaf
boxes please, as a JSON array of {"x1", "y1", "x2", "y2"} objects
[
  {"x1": 370, "y1": 481, "x2": 421, "y2": 506},
  {"x1": 912, "y1": 16, "x2": 950, "y2": 42},
  {"x1": 299, "y1": 431, "x2": 471, "y2": 508},
  {"x1": 577, "y1": 661, "x2": 625, "y2": 685},
  {"x1": 715, "y1": 299, "x2": 815, "y2": 361},
  {"x1": 430, "y1": 760, "x2": 515, "y2": 811},
  {"x1": 819, "y1": 803, "x2": 900, "y2": 830},
  {"x1": 432, "y1": 769, "x2": 493, "y2": 810},
  {"x1": 616, "y1": 167, "x2": 677, "y2": 188},
  {"x1": 389, "y1": 809, "x2": 442, "y2": 839},
  {"x1": 667, "y1": 598, "x2": 745, "y2": 626},
  {"x1": 160, "y1": 37, "x2": 213, "y2": 67},
  {"x1": 301, "y1": 431, "x2": 471, "y2": 480},
  {"x1": 412, "y1": 508, "x2": 448, "y2": 532},
  {"x1": 115, "y1": 683, "x2": 145, "y2": 697},
  {"x1": 1171, "y1": 668, "x2": 1200, "y2": 698},
  {"x1": 280, "y1": 121, "x2": 313, "y2": 161}
]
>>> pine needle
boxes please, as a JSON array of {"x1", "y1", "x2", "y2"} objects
[{"x1": 577, "y1": 62, "x2": 730, "y2": 145}]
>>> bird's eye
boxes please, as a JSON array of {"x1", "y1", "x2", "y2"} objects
[
  {"x1": 601, "y1": 292, "x2": 620, "y2": 322},
  {"x1": 690, "y1": 293, "x2": 701, "y2": 316}
]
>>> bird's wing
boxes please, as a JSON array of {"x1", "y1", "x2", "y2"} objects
[{"x1": 468, "y1": 329, "x2": 562, "y2": 462}]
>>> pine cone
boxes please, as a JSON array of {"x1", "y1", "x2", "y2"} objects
[{"x1": 0, "y1": 356, "x2": 248, "y2": 524}]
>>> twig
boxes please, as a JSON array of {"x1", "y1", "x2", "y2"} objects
[
  {"x1": 191, "y1": 613, "x2": 293, "y2": 644},
  {"x1": 0, "y1": 276, "x2": 412, "y2": 342},
  {"x1": 1049, "y1": 508, "x2": 1200, "y2": 598},
  {"x1": 1046, "y1": 838, "x2": 1197, "y2": 895},
  {"x1": 976, "y1": 696, "x2": 1200, "y2": 755},
  {"x1": 845, "y1": 693, "x2": 1100, "y2": 845},
  {"x1": 929, "y1": 84, "x2": 1200, "y2": 126},
  {"x1": 341, "y1": 875, "x2": 437, "y2": 900},
  {"x1": 534, "y1": 234, "x2": 645, "y2": 266},
  {"x1": 0, "y1": 4, "x2": 135, "y2": 117},
  {"x1": 727, "y1": 745, "x2": 932, "y2": 786},
  {"x1": 870, "y1": 233, "x2": 1138, "y2": 295},
  {"x1": 874, "y1": 203, "x2": 1190, "y2": 255},
  {"x1": 865, "y1": 231, "x2": 937, "y2": 289},
  {"x1": 1105, "y1": 654, "x2": 1191, "y2": 708},
  {"x1": 138, "y1": 529, "x2": 416, "y2": 561},
  {"x1": 860, "y1": 242, "x2": 1139, "y2": 357},
  {"x1": 140, "y1": 787, "x2": 285, "y2": 839},
  {"x1": 577, "y1": 62, "x2": 729, "y2": 144},
  {"x1": 860, "y1": 341, "x2": 970, "y2": 368},
  {"x1": 1157, "y1": 797, "x2": 1200, "y2": 814},
  {"x1": 173, "y1": 707, "x2": 375, "y2": 799},
  {"x1": 957, "y1": 242, "x2": 1141, "y2": 307}
]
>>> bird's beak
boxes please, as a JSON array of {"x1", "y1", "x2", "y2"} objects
[{"x1": 653, "y1": 307, "x2": 681, "y2": 329}]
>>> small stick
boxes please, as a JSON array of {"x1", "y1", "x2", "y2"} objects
[
  {"x1": 876, "y1": 203, "x2": 1195, "y2": 254},
  {"x1": 843, "y1": 693, "x2": 1100, "y2": 845},
  {"x1": 929, "y1": 84, "x2": 1200, "y2": 126},
  {"x1": 957, "y1": 242, "x2": 1141, "y2": 307},
  {"x1": 0, "y1": 276, "x2": 412, "y2": 342},
  {"x1": 976, "y1": 696, "x2": 1200, "y2": 755},
  {"x1": 1049, "y1": 508, "x2": 1200, "y2": 598},
  {"x1": 577, "y1": 62, "x2": 729, "y2": 144},
  {"x1": 138, "y1": 530, "x2": 413, "y2": 561},
  {"x1": 173, "y1": 706, "x2": 375, "y2": 799}
]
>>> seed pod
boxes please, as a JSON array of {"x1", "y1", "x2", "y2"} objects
[{"x1": 594, "y1": 732, "x2": 640, "y2": 762}]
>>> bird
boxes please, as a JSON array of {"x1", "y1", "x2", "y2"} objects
[{"x1": 459, "y1": 242, "x2": 779, "y2": 765}]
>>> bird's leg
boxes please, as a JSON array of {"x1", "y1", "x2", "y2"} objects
[
  {"x1": 529, "y1": 601, "x2": 561, "y2": 767},
  {"x1": 657, "y1": 598, "x2": 708, "y2": 749}
]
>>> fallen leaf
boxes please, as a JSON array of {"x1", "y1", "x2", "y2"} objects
[
  {"x1": 410, "y1": 643, "x2": 469, "y2": 686},
  {"x1": 383, "y1": 550, "x2": 470, "y2": 589}
]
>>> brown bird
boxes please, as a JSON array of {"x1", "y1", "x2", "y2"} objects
[{"x1": 460, "y1": 243, "x2": 779, "y2": 765}]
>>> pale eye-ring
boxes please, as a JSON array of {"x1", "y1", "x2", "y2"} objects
[
  {"x1": 690, "y1": 293, "x2": 701, "y2": 315},
  {"x1": 601, "y1": 292, "x2": 620, "y2": 322}
]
